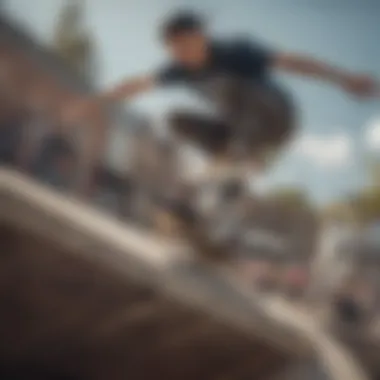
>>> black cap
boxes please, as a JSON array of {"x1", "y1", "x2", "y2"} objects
[{"x1": 161, "y1": 10, "x2": 205, "y2": 40}]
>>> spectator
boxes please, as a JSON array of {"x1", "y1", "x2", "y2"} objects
[
  {"x1": 92, "y1": 165, "x2": 134, "y2": 218},
  {"x1": 0, "y1": 96, "x2": 28, "y2": 166},
  {"x1": 334, "y1": 295, "x2": 363, "y2": 324},
  {"x1": 31, "y1": 132, "x2": 78, "y2": 191}
]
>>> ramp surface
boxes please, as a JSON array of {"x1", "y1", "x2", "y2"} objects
[{"x1": 0, "y1": 169, "x2": 369, "y2": 380}]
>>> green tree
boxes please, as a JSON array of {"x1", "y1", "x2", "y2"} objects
[
  {"x1": 352, "y1": 190, "x2": 380, "y2": 223},
  {"x1": 324, "y1": 156, "x2": 380, "y2": 224},
  {"x1": 53, "y1": 0, "x2": 95, "y2": 81},
  {"x1": 367, "y1": 155, "x2": 380, "y2": 188},
  {"x1": 322, "y1": 201, "x2": 357, "y2": 224},
  {"x1": 266, "y1": 187, "x2": 312, "y2": 211},
  {"x1": 353, "y1": 156, "x2": 380, "y2": 223}
]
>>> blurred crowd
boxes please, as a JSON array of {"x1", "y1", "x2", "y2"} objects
[{"x1": 0, "y1": 44, "x2": 90, "y2": 187}]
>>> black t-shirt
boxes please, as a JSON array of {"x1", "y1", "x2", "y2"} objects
[{"x1": 156, "y1": 38, "x2": 275, "y2": 108}]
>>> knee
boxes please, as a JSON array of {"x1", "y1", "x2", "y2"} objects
[
  {"x1": 168, "y1": 111, "x2": 191, "y2": 127},
  {"x1": 168, "y1": 112, "x2": 191, "y2": 136},
  {"x1": 168, "y1": 112, "x2": 201, "y2": 142}
]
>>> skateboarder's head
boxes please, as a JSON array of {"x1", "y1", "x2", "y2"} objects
[{"x1": 161, "y1": 11, "x2": 208, "y2": 68}]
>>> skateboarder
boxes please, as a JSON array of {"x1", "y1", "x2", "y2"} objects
[
  {"x1": 69, "y1": 10, "x2": 378, "y2": 172},
  {"x1": 67, "y1": 11, "x2": 379, "y2": 256}
]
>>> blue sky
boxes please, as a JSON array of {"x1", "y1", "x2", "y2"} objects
[{"x1": 2, "y1": 0, "x2": 380, "y2": 204}]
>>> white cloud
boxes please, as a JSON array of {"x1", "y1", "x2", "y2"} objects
[
  {"x1": 291, "y1": 132, "x2": 352, "y2": 169},
  {"x1": 365, "y1": 117, "x2": 380, "y2": 150}
]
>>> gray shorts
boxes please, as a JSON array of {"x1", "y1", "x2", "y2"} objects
[{"x1": 169, "y1": 84, "x2": 297, "y2": 164}]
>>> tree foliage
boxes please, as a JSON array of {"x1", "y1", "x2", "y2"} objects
[
  {"x1": 53, "y1": 0, "x2": 94, "y2": 80},
  {"x1": 266, "y1": 187, "x2": 312, "y2": 211},
  {"x1": 324, "y1": 156, "x2": 380, "y2": 224}
]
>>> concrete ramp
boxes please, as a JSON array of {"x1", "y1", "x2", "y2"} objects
[{"x1": 0, "y1": 169, "x2": 368, "y2": 380}]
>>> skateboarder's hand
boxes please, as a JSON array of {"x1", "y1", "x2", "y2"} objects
[{"x1": 340, "y1": 74, "x2": 379, "y2": 98}]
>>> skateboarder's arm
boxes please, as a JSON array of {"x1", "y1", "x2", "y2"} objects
[
  {"x1": 272, "y1": 52, "x2": 378, "y2": 97},
  {"x1": 273, "y1": 53, "x2": 350, "y2": 83},
  {"x1": 102, "y1": 74, "x2": 157, "y2": 102},
  {"x1": 99, "y1": 63, "x2": 183, "y2": 103},
  {"x1": 64, "y1": 69, "x2": 178, "y2": 120}
]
